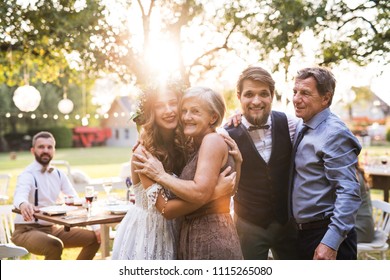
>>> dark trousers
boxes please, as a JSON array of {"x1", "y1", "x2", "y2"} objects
[
  {"x1": 235, "y1": 215, "x2": 299, "y2": 260},
  {"x1": 297, "y1": 227, "x2": 357, "y2": 260}
]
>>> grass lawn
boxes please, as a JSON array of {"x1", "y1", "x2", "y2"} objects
[{"x1": 1, "y1": 144, "x2": 389, "y2": 260}]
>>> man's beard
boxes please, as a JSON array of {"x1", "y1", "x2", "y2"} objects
[
  {"x1": 246, "y1": 114, "x2": 268, "y2": 126},
  {"x1": 35, "y1": 153, "x2": 52, "y2": 165}
]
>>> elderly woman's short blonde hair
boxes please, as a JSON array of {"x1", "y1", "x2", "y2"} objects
[{"x1": 182, "y1": 86, "x2": 226, "y2": 129}]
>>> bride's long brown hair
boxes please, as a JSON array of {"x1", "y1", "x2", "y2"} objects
[{"x1": 136, "y1": 82, "x2": 188, "y2": 175}]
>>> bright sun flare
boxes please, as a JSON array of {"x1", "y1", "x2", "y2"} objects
[{"x1": 144, "y1": 39, "x2": 181, "y2": 83}]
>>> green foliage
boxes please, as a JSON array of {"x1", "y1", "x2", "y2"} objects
[
  {"x1": 387, "y1": 129, "x2": 390, "y2": 142},
  {"x1": 221, "y1": 0, "x2": 388, "y2": 72},
  {"x1": 49, "y1": 127, "x2": 73, "y2": 148},
  {"x1": 4, "y1": 126, "x2": 72, "y2": 150},
  {"x1": 222, "y1": 0, "x2": 317, "y2": 73},
  {"x1": 28, "y1": 126, "x2": 73, "y2": 148},
  {"x1": 1, "y1": 0, "x2": 387, "y2": 86},
  {"x1": 223, "y1": 88, "x2": 240, "y2": 115},
  {"x1": 313, "y1": 0, "x2": 389, "y2": 66},
  {"x1": 0, "y1": 0, "x2": 113, "y2": 86},
  {"x1": 0, "y1": 84, "x2": 12, "y2": 113}
]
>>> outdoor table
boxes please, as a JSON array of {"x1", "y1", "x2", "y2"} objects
[
  {"x1": 364, "y1": 167, "x2": 390, "y2": 202},
  {"x1": 12, "y1": 206, "x2": 126, "y2": 259}
]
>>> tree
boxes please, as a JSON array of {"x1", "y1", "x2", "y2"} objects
[
  {"x1": 313, "y1": 0, "x2": 389, "y2": 67},
  {"x1": 0, "y1": 0, "x2": 388, "y2": 117},
  {"x1": 222, "y1": 0, "x2": 316, "y2": 73},
  {"x1": 0, "y1": 0, "x2": 110, "y2": 135},
  {"x1": 221, "y1": 0, "x2": 389, "y2": 72},
  {"x1": 2, "y1": 0, "x2": 388, "y2": 85},
  {"x1": 0, "y1": 0, "x2": 118, "y2": 86}
]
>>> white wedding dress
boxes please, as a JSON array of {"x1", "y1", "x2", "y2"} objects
[{"x1": 111, "y1": 182, "x2": 179, "y2": 260}]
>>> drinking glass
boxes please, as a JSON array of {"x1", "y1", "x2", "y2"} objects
[
  {"x1": 85, "y1": 186, "x2": 95, "y2": 217},
  {"x1": 103, "y1": 179, "x2": 113, "y2": 202}
]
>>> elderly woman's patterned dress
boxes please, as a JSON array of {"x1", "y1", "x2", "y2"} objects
[{"x1": 178, "y1": 152, "x2": 243, "y2": 260}]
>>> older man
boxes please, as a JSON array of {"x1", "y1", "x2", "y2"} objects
[{"x1": 290, "y1": 67, "x2": 361, "y2": 260}]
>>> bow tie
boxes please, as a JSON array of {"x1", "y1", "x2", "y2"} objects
[
  {"x1": 41, "y1": 166, "x2": 54, "y2": 173},
  {"x1": 248, "y1": 124, "x2": 270, "y2": 131}
]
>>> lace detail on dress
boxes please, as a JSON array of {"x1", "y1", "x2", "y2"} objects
[
  {"x1": 132, "y1": 182, "x2": 147, "y2": 208},
  {"x1": 146, "y1": 183, "x2": 163, "y2": 210},
  {"x1": 111, "y1": 181, "x2": 178, "y2": 260}
]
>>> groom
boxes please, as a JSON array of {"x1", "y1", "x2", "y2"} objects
[{"x1": 224, "y1": 66, "x2": 299, "y2": 259}]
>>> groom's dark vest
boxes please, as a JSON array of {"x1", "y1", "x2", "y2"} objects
[{"x1": 225, "y1": 111, "x2": 292, "y2": 228}]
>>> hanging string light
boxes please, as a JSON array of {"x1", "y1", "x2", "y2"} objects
[
  {"x1": 12, "y1": 57, "x2": 41, "y2": 112},
  {"x1": 81, "y1": 116, "x2": 89, "y2": 126},
  {"x1": 13, "y1": 84, "x2": 41, "y2": 112},
  {"x1": 58, "y1": 86, "x2": 74, "y2": 114}
]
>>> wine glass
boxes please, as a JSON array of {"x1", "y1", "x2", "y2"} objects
[
  {"x1": 85, "y1": 186, "x2": 95, "y2": 217},
  {"x1": 102, "y1": 179, "x2": 113, "y2": 203}
]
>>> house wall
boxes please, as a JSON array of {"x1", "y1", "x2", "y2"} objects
[
  {"x1": 106, "y1": 126, "x2": 138, "y2": 147},
  {"x1": 101, "y1": 101, "x2": 139, "y2": 147}
]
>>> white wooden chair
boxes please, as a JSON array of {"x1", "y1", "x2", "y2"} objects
[
  {"x1": 357, "y1": 200, "x2": 390, "y2": 260},
  {"x1": 50, "y1": 160, "x2": 125, "y2": 192},
  {"x1": 0, "y1": 174, "x2": 11, "y2": 204},
  {"x1": 50, "y1": 160, "x2": 76, "y2": 185},
  {"x1": 0, "y1": 204, "x2": 29, "y2": 259},
  {"x1": 51, "y1": 159, "x2": 96, "y2": 188},
  {"x1": 0, "y1": 244, "x2": 29, "y2": 260}
]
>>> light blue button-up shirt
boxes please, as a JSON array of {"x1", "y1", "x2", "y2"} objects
[{"x1": 292, "y1": 108, "x2": 362, "y2": 250}]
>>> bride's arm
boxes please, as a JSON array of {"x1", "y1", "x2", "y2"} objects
[
  {"x1": 153, "y1": 167, "x2": 236, "y2": 219},
  {"x1": 134, "y1": 133, "x2": 226, "y2": 204}
]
